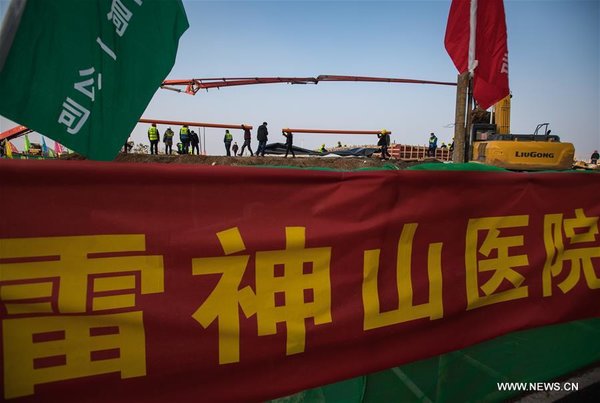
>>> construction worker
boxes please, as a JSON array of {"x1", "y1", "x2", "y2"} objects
[
  {"x1": 224, "y1": 129, "x2": 233, "y2": 156},
  {"x1": 428, "y1": 132, "x2": 438, "y2": 157},
  {"x1": 283, "y1": 131, "x2": 295, "y2": 158},
  {"x1": 180, "y1": 125, "x2": 190, "y2": 154},
  {"x1": 320, "y1": 144, "x2": 327, "y2": 153},
  {"x1": 190, "y1": 130, "x2": 200, "y2": 155},
  {"x1": 147, "y1": 123, "x2": 160, "y2": 155},
  {"x1": 163, "y1": 127, "x2": 174, "y2": 155},
  {"x1": 239, "y1": 125, "x2": 254, "y2": 156},
  {"x1": 591, "y1": 150, "x2": 599, "y2": 164},
  {"x1": 377, "y1": 129, "x2": 391, "y2": 160},
  {"x1": 256, "y1": 122, "x2": 268, "y2": 157}
]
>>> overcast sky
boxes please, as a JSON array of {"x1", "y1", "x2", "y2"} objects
[{"x1": 1, "y1": 0, "x2": 599, "y2": 159}]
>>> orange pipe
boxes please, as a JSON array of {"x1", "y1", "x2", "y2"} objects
[
  {"x1": 139, "y1": 118, "x2": 252, "y2": 130},
  {"x1": 0, "y1": 125, "x2": 31, "y2": 141},
  {"x1": 281, "y1": 128, "x2": 388, "y2": 135}
]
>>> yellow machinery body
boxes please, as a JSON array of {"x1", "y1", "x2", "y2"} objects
[
  {"x1": 470, "y1": 95, "x2": 575, "y2": 171},
  {"x1": 472, "y1": 138, "x2": 575, "y2": 171}
]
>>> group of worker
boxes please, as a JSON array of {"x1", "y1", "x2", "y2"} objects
[
  {"x1": 147, "y1": 123, "x2": 202, "y2": 155},
  {"x1": 380, "y1": 130, "x2": 442, "y2": 160},
  {"x1": 426, "y1": 132, "x2": 454, "y2": 156},
  {"x1": 225, "y1": 123, "x2": 348, "y2": 158},
  {"x1": 147, "y1": 123, "x2": 454, "y2": 160},
  {"x1": 147, "y1": 122, "x2": 273, "y2": 157},
  {"x1": 221, "y1": 122, "x2": 272, "y2": 157}
]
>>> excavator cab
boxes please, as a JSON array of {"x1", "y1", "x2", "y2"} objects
[{"x1": 471, "y1": 122, "x2": 575, "y2": 171}]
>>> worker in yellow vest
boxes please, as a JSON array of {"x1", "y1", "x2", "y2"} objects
[
  {"x1": 224, "y1": 129, "x2": 233, "y2": 156},
  {"x1": 428, "y1": 132, "x2": 438, "y2": 157},
  {"x1": 377, "y1": 129, "x2": 391, "y2": 160},
  {"x1": 180, "y1": 125, "x2": 190, "y2": 154},
  {"x1": 148, "y1": 123, "x2": 160, "y2": 155},
  {"x1": 163, "y1": 127, "x2": 174, "y2": 155}
]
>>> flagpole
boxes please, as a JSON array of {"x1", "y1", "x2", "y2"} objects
[
  {"x1": 452, "y1": 72, "x2": 469, "y2": 163},
  {"x1": 465, "y1": 76, "x2": 474, "y2": 162},
  {"x1": 464, "y1": 0, "x2": 477, "y2": 163},
  {"x1": 468, "y1": 0, "x2": 478, "y2": 74}
]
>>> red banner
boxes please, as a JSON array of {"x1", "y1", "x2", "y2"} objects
[
  {"x1": 1, "y1": 160, "x2": 599, "y2": 402},
  {"x1": 445, "y1": 0, "x2": 510, "y2": 109}
]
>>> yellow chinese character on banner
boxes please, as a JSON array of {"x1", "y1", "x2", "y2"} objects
[
  {"x1": 0, "y1": 235, "x2": 164, "y2": 399},
  {"x1": 465, "y1": 215, "x2": 530, "y2": 310},
  {"x1": 543, "y1": 208, "x2": 600, "y2": 296},
  {"x1": 362, "y1": 223, "x2": 443, "y2": 330},
  {"x1": 191, "y1": 227, "x2": 332, "y2": 364}
]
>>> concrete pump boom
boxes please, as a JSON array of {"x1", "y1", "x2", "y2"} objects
[{"x1": 161, "y1": 75, "x2": 456, "y2": 95}]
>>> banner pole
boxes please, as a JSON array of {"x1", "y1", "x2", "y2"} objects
[
  {"x1": 452, "y1": 72, "x2": 469, "y2": 163},
  {"x1": 465, "y1": 75, "x2": 474, "y2": 162}
]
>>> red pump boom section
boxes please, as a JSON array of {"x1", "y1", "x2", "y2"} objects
[{"x1": 161, "y1": 75, "x2": 456, "y2": 95}]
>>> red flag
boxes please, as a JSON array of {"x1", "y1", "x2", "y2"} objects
[{"x1": 445, "y1": 0, "x2": 510, "y2": 110}]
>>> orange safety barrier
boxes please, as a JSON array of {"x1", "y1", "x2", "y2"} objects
[{"x1": 389, "y1": 144, "x2": 453, "y2": 161}]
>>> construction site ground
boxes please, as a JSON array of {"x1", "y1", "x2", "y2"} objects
[
  {"x1": 64, "y1": 152, "x2": 439, "y2": 170},
  {"x1": 58, "y1": 152, "x2": 599, "y2": 171}
]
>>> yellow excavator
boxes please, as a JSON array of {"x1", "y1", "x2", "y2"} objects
[{"x1": 470, "y1": 95, "x2": 575, "y2": 170}]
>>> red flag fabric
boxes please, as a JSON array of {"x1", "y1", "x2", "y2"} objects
[
  {"x1": 444, "y1": 0, "x2": 470, "y2": 73},
  {"x1": 445, "y1": 0, "x2": 510, "y2": 109}
]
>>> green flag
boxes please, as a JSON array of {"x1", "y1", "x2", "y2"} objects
[
  {"x1": 24, "y1": 133, "x2": 30, "y2": 152},
  {"x1": 0, "y1": 0, "x2": 188, "y2": 161}
]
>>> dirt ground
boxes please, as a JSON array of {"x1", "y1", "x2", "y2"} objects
[{"x1": 62, "y1": 152, "x2": 439, "y2": 170}]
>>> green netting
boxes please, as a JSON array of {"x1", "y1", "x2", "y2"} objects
[
  {"x1": 242, "y1": 162, "x2": 399, "y2": 172},
  {"x1": 249, "y1": 160, "x2": 597, "y2": 174},
  {"x1": 407, "y1": 162, "x2": 599, "y2": 174},
  {"x1": 272, "y1": 318, "x2": 600, "y2": 403},
  {"x1": 254, "y1": 162, "x2": 497, "y2": 172},
  {"x1": 271, "y1": 377, "x2": 366, "y2": 403},
  {"x1": 362, "y1": 318, "x2": 600, "y2": 402},
  {"x1": 406, "y1": 162, "x2": 508, "y2": 172}
]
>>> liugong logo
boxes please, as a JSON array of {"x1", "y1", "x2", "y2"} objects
[{"x1": 515, "y1": 151, "x2": 555, "y2": 159}]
